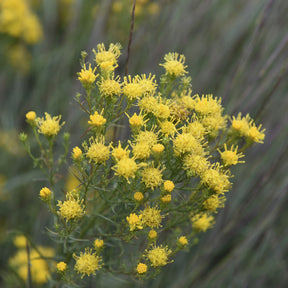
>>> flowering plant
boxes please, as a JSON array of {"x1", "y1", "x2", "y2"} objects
[{"x1": 21, "y1": 43, "x2": 265, "y2": 285}]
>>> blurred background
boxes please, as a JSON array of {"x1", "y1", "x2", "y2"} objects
[{"x1": 0, "y1": 0, "x2": 288, "y2": 287}]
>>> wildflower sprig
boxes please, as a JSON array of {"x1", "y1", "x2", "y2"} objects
[{"x1": 21, "y1": 43, "x2": 265, "y2": 284}]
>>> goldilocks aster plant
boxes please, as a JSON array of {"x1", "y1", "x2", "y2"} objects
[{"x1": 21, "y1": 43, "x2": 265, "y2": 285}]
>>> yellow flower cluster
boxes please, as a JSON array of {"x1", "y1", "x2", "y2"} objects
[
  {"x1": 9, "y1": 239, "x2": 54, "y2": 285},
  {"x1": 23, "y1": 42, "x2": 266, "y2": 281},
  {"x1": 0, "y1": 0, "x2": 43, "y2": 44}
]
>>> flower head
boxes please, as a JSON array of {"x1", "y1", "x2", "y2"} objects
[
  {"x1": 203, "y1": 195, "x2": 226, "y2": 213},
  {"x1": 160, "y1": 52, "x2": 187, "y2": 77},
  {"x1": 57, "y1": 261, "x2": 67, "y2": 272},
  {"x1": 39, "y1": 187, "x2": 52, "y2": 201},
  {"x1": 141, "y1": 163, "x2": 163, "y2": 190},
  {"x1": 248, "y1": 123, "x2": 265, "y2": 144},
  {"x1": 200, "y1": 163, "x2": 231, "y2": 194},
  {"x1": 193, "y1": 94, "x2": 223, "y2": 116},
  {"x1": 78, "y1": 64, "x2": 97, "y2": 88},
  {"x1": 146, "y1": 245, "x2": 172, "y2": 267},
  {"x1": 72, "y1": 146, "x2": 83, "y2": 160},
  {"x1": 231, "y1": 113, "x2": 251, "y2": 137},
  {"x1": 26, "y1": 111, "x2": 36, "y2": 121},
  {"x1": 161, "y1": 194, "x2": 171, "y2": 203},
  {"x1": 173, "y1": 132, "x2": 204, "y2": 156},
  {"x1": 88, "y1": 110, "x2": 106, "y2": 127},
  {"x1": 57, "y1": 192, "x2": 85, "y2": 222},
  {"x1": 85, "y1": 137, "x2": 110, "y2": 164},
  {"x1": 36, "y1": 113, "x2": 64, "y2": 137},
  {"x1": 123, "y1": 75, "x2": 144, "y2": 101},
  {"x1": 93, "y1": 43, "x2": 121, "y2": 67},
  {"x1": 140, "y1": 206, "x2": 164, "y2": 229},
  {"x1": 112, "y1": 141, "x2": 130, "y2": 161},
  {"x1": 148, "y1": 230, "x2": 157, "y2": 239},
  {"x1": 98, "y1": 75, "x2": 122, "y2": 97},
  {"x1": 132, "y1": 141, "x2": 151, "y2": 160},
  {"x1": 73, "y1": 248, "x2": 102, "y2": 278},
  {"x1": 113, "y1": 156, "x2": 139, "y2": 182},
  {"x1": 178, "y1": 236, "x2": 188, "y2": 247},
  {"x1": 136, "y1": 263, "x2": 147, "y2": 274},
  {"x1": 191, "y1": 213, "x2": 214, "y2": 232},
  {"x1": 163, "y1": 180, "x2": 175, "y2": 192},
  {"x1": 218, "y1": 144, "x2": 245, "y2": 166},
  {"x1": 126, "y1": 213, "x2": 143, "y2": 231},
  {"x1": 94, "y1": 239, "x2": 104, "y2": 249},
  {"x1": 137, "y1": 73, "x2": 157, "y2": 95},
  {"x1": 134, "y1": 191, "x2": 144, "y2": 202}
]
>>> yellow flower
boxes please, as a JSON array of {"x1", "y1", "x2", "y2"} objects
[
  {"x1": 161, "y1": 194, "x2": 171, "y2": 203},
  {"x1": 163, "y1": 180, "x2": 175, "y2": 192},
  {"x1": 248, "y1": 124, "x2": 265, "y2": 143},
  {"x1": 36, "y1": 112, "x2": 65, "y2": 137},
  {"x1": 88, "y1": 110, "x2": 106, "y2": 127},
  {"x1": 127, "y1": 112, "x2": 146, "y2": 129},
  {"x1": 22, "y1": 13, "x2": 43, "y2": 44},
  {"x1": 112, "y1": 141, "x2": 130, "y2": 161},
  {"x1": 78, "y1": 64, "x2": 97, "y2": 87},
  {"x1": 183, "y1": 154, "x2": 209, "y2": 176},
  {"x1": 132, "y1": 141, "x2": 151, "y2": 160},
  {"x1": 200, "y1": 163, "x2": 231, "y2": 194},
  {"x1": 186, "y1": 120, "x2": 206, "y2": 139},
  {"x1": 200, "y1": 114, "x2": 227, "y2": 137},
  {"x1": 72, "y1": 146, "x2": 82, "y2": 160},
  {"x1": 173, "y1": 132, "x2": 204, "y2": 156},
  {"x1": 152, "y1": 143, "x2": 165, "y2": 154},
  {"x1": 146, "y1": 245, "x2": 172, "y2": 267},
  {"x1": 159, "y1": 120, "x2": 177, "y2": 137},
  {"x1": 160, "y1": 52, "x2": 187, "y2": 77},
  {"x1": 141, "y1": 164, "x2": 163, "y2": 190},
  {"x1": 140, "y1": 206, "x2": 163, "y2": 228},
  {"x1": 26, "y1": 111, "x2": 36, "y2": 121},
  {"x1": 231, "y1": 113, "x2": 251, "y2": 137},
  {"x1": 57, "y1": 192, "x2": 85, "y2": 222},
  {"x1": 218, "y1": 144, "x2": 245, "y2": 166},
  {"x1": 113, "y1": 157, "x2": 139, "y2": 182},
  {"x1": 93, "y1": 43, "x2": 121, "y2": 66},
  {"x1": 136, "y1": 263, "x2": 147, "y2": 274},
  {"x1": 123, "y1": 75, "x2": 144, "y2": 101},
  {"x1": 203, "y1": 195, "x2": 226, "y2": 212},
  {"x1": 13, "y1": 235, "x2": 27, "y2": 248},
  {"x1": 9, "y1": 246, "x2": 55, "y2": 285},
  {"x1": 193, "y1": 94, "x2": 223, "y2": 116},
  {"x1": 191, "y1": 213, "x2": 214, "y2": 232},
  {"x1": 98, "y1": 75, "x2": 122, "y2": 97},
  {"x1": 153, "y1": 103, "x2": 171, "y2": 119},
  {"x1": 85, "y1": 137, "x2": 110, "y2": 164},
  {"x1": 94, "y1": 238, "x2": 104, "y2": 249},
  {"x1": 73, "y1": 248, "x2": 102, "y2": 278},
  {"x1": 134, "y1": 191, "x2": 144, "y2": 202},
  {"x1": 126, "y1": 213, "x2": 143, "y2": 231},
  {"x1": 39, "y1": 187, "x2": 52, "y2": 201},
  {"x1": 57, "y1": 261, "x2": 67, "y2": 272},
  {"x1": 148, "y1": 230, "x2": 157, "y2": 239},
  {"x1": 136, "y1": 130, "x2": 158, "y2": 148},
  {"x1": 178, "y1": 236, "x2": 188, "y2": 246},
  {"x1": 137, "y1": 73, "x2": 157, "y2": 95},
  {"x1": 138, "y1": 95, "x2": 159, "y2": 113}
]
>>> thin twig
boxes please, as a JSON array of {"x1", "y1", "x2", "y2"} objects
[
  {"x1": 125, "y1": 0, "x2": 136, "y2": 76},
  {"x1": 26, "y1": 239, "x2": 32, "y2": 288}
]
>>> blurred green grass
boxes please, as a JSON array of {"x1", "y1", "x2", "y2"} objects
[{"x1": 1, "y1": 0, "x2": 288, "y2": 287}]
